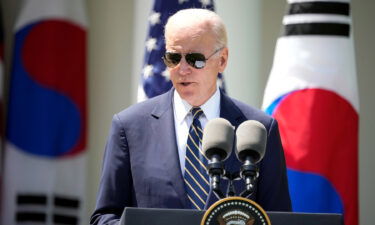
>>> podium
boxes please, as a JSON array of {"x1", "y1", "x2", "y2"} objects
[{"x1": 119, "y1": 207, "x2": 343, "y2": 225}]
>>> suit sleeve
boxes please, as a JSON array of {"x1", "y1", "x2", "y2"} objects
[
  {"x1": 256, "y1": 118, "x2": 292, "y2": 211},
  {"x1": 90, "y1": 114, "x2": 135, "y2": 225}
]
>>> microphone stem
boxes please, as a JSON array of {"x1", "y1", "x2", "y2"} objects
[
  {"x1": 208, "y1": 154, "x2": 225, "y2": 199},
  {"x1": 212, "y1": 175, "x2": 225, "y2": 199},
  {"x1": 240, "y1": 158, "x2": 258, "y2": 198},
  {"x1": 245, "y1": 177, "x2": 253, "y2": 190}
]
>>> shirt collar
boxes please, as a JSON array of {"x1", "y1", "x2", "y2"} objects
[{"x1": 173, "y1": 86, "x2": 221, "y2": 125}]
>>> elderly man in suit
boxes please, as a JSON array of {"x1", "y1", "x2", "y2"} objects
[{"x1": 91, "y1": 8, "x2": 291, "y2": 225}]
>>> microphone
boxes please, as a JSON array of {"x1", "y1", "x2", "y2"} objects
[
  {"x1": 235, "y1": 120, "x2": 267, "y2": 198},
  {"x1": 202, "y1": 118, "x2": 234, "y2": 199}
]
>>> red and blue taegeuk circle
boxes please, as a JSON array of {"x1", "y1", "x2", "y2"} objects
[{"x1": 7, "y1": 19, "x2": 87, "y2": 158}]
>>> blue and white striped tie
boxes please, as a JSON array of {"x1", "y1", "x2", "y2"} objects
[{"x1": 184, "y1": 107, "x2": 210, "y2": 210}]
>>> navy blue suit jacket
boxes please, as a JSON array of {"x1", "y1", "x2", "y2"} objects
[{"x1": 91, "y1": 89, "x2": 291, "y2": 225}]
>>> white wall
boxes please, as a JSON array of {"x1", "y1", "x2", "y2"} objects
[
  {"x1": 86, "y1": 0, "x2": 135, "y2": 221},
  {"x1": 352, "y1": 2, "x2": 375, "y2": 225}
]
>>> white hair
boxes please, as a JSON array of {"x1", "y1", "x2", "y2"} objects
[{"x1": 164, "y1": 8, "x2": 227, "y2": 49}]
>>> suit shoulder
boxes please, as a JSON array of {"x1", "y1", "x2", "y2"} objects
[{"x1": 116, "y1": 92, "x2": 171, "y2": 123}]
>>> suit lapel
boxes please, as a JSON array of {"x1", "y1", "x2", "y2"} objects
[
  {"x1": 150, "y1": 89, "x2": 189, "y2": 208},
  {"x1": 220, "y1": 90, "x2": 245, "y2": 129}
]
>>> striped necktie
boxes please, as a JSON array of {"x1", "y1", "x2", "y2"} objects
[{"x1": 184, "y1": 107, "x2": 210, "y2": 210}]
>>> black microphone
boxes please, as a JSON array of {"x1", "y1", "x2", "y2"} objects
[
  {"x1": 202, "y1": 118, "x2": 234, "y2": 199},
  {"x1": 235, "y1": 120, "x2": 267, "y2": 198}
]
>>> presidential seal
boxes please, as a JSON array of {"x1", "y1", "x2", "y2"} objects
[{"x1": 201, "y1": 197, "x2": 271, "y2": 225}]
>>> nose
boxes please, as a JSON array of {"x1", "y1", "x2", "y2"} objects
[{"x1": 177, "y1": 57, "x2": 192, "y2": 75}]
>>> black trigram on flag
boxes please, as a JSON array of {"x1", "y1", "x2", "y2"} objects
[
  {"x1": 16, "y1": 194, "x2": 80, "y2": 225},
  {"x1": 283, "y1": 1, "x2": 350, "y2": 37}
]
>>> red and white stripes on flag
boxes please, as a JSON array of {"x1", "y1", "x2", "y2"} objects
[
  {"x1": 1, "y1": 0, "x2": 88, "y2": 224},
  {"x1": 262, "y1": 1, "x2": 358, "y2": 225}
]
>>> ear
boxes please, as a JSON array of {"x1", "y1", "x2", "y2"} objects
[{"x1": 218, "y1": 47, "x2": 228, "y2": 73}]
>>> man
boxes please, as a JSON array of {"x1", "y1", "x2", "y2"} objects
[{"x1": 91, "y1": 8, "x2": 291, "y2": 225}]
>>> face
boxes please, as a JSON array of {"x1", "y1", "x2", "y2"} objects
[{"x1": 165, "y1": 23, "x2": 228, "y2": 106}]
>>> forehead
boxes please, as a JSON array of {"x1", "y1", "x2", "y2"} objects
[{"x1": 165, "y1": 23, "x2": 216, "y2": 52}]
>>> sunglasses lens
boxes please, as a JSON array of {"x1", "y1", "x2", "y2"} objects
[
  {"x1": 163, "y1": 52, "x2": 207, "y2": 69},
  {"x1": 163, "y1": 53, "x2": 182, "y2": 67},
  {"x1": 186, "y1": 53, "x2": 206, "y2": 69}
]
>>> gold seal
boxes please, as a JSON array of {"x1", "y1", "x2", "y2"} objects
[{"x1": 201, "y1": 197, "x2": 271, "y2": 225}]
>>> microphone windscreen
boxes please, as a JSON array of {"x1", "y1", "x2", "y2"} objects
[
  {"x1": 202, "y1": 118, "x2": 234, "y2": 161},
  {"x1": 236, "y1": 120, "x2": 267, "y2": 164}
]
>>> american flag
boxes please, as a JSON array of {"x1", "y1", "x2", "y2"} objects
[{"x1": 138, "y1": 0, "x2": 226, "y2": 102}]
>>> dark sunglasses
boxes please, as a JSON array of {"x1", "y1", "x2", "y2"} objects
[{"x1": 162, "y1": 47, "x2": 224, "y2": 69}]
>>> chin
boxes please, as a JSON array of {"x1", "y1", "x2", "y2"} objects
[
  {"x1": 177, "y1": 93, "x2": 197, "y2": 106},
  {"x1": 177, "y1": 87, "x2": 194, "y2": 97},
  {"x1": 185, "y1": 96, "x2": 206, "y2": 107}
]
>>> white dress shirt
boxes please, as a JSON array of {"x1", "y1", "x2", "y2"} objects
[{"x1": 173, "y1": 87, "x2": 221, "y2": 175}]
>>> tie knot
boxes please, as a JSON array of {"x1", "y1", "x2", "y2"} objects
[{"x1": 191, "y1": 107, "x2": 203, "y2": 120}]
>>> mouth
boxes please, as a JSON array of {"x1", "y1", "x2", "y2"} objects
[{"x1": 180, "y1": 82, "x2": 193, "y2": 86}]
